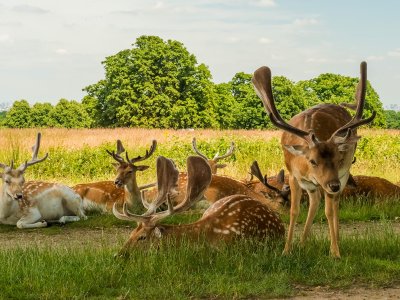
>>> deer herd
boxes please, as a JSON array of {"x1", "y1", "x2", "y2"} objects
[{"x1": 1, "y1": 62, "x2": 397, "y2": 259}]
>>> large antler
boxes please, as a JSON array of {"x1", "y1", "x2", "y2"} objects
[
  {"x1": 329, "y1": 62, "x2": 376, "y2": 140},
  {"x1": 106, "y1": 140, "x2": 126, "y2": 164},
  {"x1": 113, "y1": 156, "x2": 212, "y2": 224},
  {"x1": 249, "y1": 161, "x2": 282, "y2": 194},
  {"x1": 192, "y1": 138, "x2": 235, "y2": 162},
  {"x1": 252, "y1": 66, "x2": 318, "y2": 146},
  {"x1": 126, "y1": 140, "x2": 157, "y2": 164},
  {"x1": 17, "y1": 132, "x2": 48, "y2": 172}
]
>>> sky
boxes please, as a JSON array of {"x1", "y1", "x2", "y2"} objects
[{"x1": 0, "y1": 0, "x2": 399, "y2": 107}]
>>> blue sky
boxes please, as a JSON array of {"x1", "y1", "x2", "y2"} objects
[{"x1": 0, "y1": 0, "x2": 399, "y2": 106}]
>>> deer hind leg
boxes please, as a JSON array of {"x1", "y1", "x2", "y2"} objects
[
  {"x1": 283, "y1": 176, "x2": 302, "y2": 255},
  {"x1": 62, "y1": 189, "x2": 88, "y2": 221},
  {"x1": 324, "y1": 193, "x2": 340, "y2": 258},
  {"x1": 300, "y1": 188, "x2": 321, "y2": 245},
  {"x1": 16, "y1": 207, "x2": 48, "y2": 229}
]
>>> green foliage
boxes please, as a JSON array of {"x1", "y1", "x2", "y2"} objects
[
  {"x1": 3, "y1": 99, "x2": 32, "y2": 128},
  {"x1": 83, "y1": 35, "x2": 217, "y2": 128},
  {"x1": 48, "y1": 99, "x2": 93, "y2": 128},
  {"x1": 384, "y1": 110, "x2": 400, "y2": 129},
  {"x1": 1, "y1": 99, "x2": 93, "y2": 128},
  {"x1": 298, "y1": 73, "x2": 386, "y2": 127}
]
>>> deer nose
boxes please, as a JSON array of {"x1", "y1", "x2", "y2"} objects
[
  {"x1": 114, "y1": 180, "x2": 122, "y2": 187},
  {"x1": 328, "y1": 181, "x2": 341, "y2": 193},
  {"x1": 15, "y1": 193, "x2": 23, "y2": 200}
]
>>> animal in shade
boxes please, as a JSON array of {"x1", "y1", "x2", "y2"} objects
[{"x1": 252, "y1": 61, "x2": 375, "y2": 258}]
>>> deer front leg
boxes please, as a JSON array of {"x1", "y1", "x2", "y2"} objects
[
  {"x1": 300, "y1": 188, "x2": 321, "y2": 245},
  {"x1": 16, "y1": 207, "x2": 47, "y2": 229},
  {"x1": 283, "y1": 176, "x2": 302, "y2": 255},
  {"x1": 324, "y1": 193, "x2": 340, "y2": 258}
]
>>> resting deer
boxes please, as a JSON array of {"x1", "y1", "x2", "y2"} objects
[
  {"x1": 73, "y1": 140, "x2": 155, "y2": 213},
  {"x1": 191, "y1": 138, "x2": 235, "y2": 174},
  {"x1": 0, "y1": 133, "x2": 87, "y2": 228},
  {"x1": 105, "y1": 140, "x2": 157, "y2": 214},
  {"x1": 113, "y1": 155, "x2": 285, "y2": 257},
  {"x1": 252, "y1": 61, "x2": 375, "y2": 258},
  {"x1": 245, "y1": 161, "x2": 290, "y2": 208},
  {"x1": 341, "y1": 175, "x2": 400, "y2": 200}
]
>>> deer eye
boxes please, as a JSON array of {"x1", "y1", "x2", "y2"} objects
[
  {"x1": 309, "y1": 159, "x2": 318, "y2": 167},
  {"x1": 5, "y1": 179, "x2": 11, "y2": 184}
]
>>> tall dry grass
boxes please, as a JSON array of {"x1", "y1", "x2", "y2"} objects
[{"x1": 0, "y1": 128, "x2": 399, "y2": 185}]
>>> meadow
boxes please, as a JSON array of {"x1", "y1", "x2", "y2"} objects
[{"x1": 0, "y1": 128, "x2": 400, "y2": 299}]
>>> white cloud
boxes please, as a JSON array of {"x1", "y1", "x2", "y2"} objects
[
  {"x1": 153, "y1": 1, "x2": 165, "y2": 10},
  {"x1": 258, "y1": 37, "x2": 272, "y2": 44},
  {"x1": 227, "y1": 37, "x2": 240, "y2": 43},
  {"x1": 293, "y1": 18, "x2": 318, "y2": 26},
  {"x1": 388, "y1": 48, "x2": 400, "y2": 57},
  {"x1": 0, "y1": 34, "x2": 11, "y2": 43},
  {"x1": 55, "y1": 48, "x2": 68, "y2": 55},
  {"x1": 12, "y1": 4, "x2": 48, "y2": 14},
  {"x1": 253, "y1": 0, "x2": 276, "y2": 7},
  {"x1": 306, "y1": 57, "x2": 328, "y2": 63},
  {"x1": 367, "y1": 55, "x2": 384, "y2": 61}
]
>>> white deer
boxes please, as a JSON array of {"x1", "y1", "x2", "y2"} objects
[{"x1": 0, "y1": 133, "x2": 87, "y2": 229}]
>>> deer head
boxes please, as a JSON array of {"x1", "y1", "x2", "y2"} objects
[
  {"x1": 106, "y1": 140, "x2": 157, "y2": 188},
  {"x1": 0, "y1": 133, "x2": 48, "y2": 201},
  {"x1": 192, "y1": 138, "x2": 235, "y2": 174},
  {"x1": 252, "y1": 61, "x2": 375, "y2": 195},
  {"x1": 113, "y1": 156, "x2": 212, "y2": 255},
  {"x1": 249, "y1": 161, "x2": 290, "y2": 207}
]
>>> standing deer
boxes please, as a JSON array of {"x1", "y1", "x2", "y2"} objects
[
  {"x1": 113, "y1": 155, "x2": 285, "y2": 257},
  {"x1": 191, "y1": 138, "x2": 235, "y2": 174},
  {"x1": 0, "y1": 133, "x2": 87, "y2": 228},
  {"x1": 106, "y1": 140, "x2": 157, "y2": 214},
  {"x1": 252, "y1": 62, "x2": 375, "y2": 258}
]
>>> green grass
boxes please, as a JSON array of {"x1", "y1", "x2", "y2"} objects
[{"x1": 0, "y1": 228, "x2": 399, "y2": 299}]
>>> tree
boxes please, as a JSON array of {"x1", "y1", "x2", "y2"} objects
[
  {"x1": 3, "y1": 100, "x2": 32, "y2": 128},
  {"x1": 298, "y1": 73, "x2": 386, "y2": 127},
  {"x1": 48, "y1": 99, "x2": 93, "y2": 128},
  {"x1": 83, "y1": 35, "x2": 216, "y2": 128},
  {"x1": 384, "y1": 110, "x2": 400, "y2": 129},
  {"x1": 31, "y1": 102, "x2": 53, "y2": 127}
]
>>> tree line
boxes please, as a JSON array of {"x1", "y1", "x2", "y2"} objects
[{"x1": 1, "y1": 35, "x2": 397, "y2": 129}]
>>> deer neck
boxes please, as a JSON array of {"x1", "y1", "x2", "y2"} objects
[
  {"x1": 0, "y1": 185, "x2": 18, "y2": 220},
  {"x1": 158, "y1": 219, "x2": 210, "y2": 240},
  {"x1": 124, "y1": 177, "x2": 146, "y2": 214}
]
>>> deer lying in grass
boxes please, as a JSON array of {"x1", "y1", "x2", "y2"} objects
[
  {"x1": 341, "y1": 175, "x2": 400, "y2": 200},
  {"x1": 73, "y1": 140, "x2": 156, "y2": 213},
  {"x1": 0, "y1": 133, "x2": 87, "y2": 228},
  {"x1": 252, "y1": 61, "x2": 375, "y2": 258},
  {"x1": 191, "y1": 138, "x2": 235, "y2": 174},
  {"x1": 113, "y1": 155, "x2": 285, "y2": 257}
]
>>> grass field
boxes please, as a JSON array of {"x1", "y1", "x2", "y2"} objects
[{"x1": 0, "y1": 128, "x2": 400, "y2": 299}]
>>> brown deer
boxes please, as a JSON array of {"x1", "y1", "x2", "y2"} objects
[
  {"x1": 245, "y1": 161, "x2": 290, "y2": 208},
  {"x1": 72, "y1": 140, "x2": 155, "y2": 213},
  {"x1": 0, "y1": 133, "x2": 87, "y2": 228},
  {"x1": 252, "y1": 61, "x2": 375, "y2": 258},
  {"x1": 105, "y1": 140, "x2": 157, "y2": 214},
  {"x1": 341, "y1": 175, "x2": 400, "y2": 200},
  {"x1": 191, "y1": 138, "x2": 235, "y2": 174},
  {"x1": 113, "y1": 155, "x2": 285, "y2": 257}
]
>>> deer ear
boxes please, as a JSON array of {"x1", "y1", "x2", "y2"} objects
[
  {"x1": 277, "y1": 169, "x2": 285, "y2": 184},
  {"x1": 137, "y1": 165, "x2": 150, "y2": 171},
  {"x1": 216, "y1": 163, "x2": 227, "y2": 169},
  {"x1": 284, "y1": 145, "x2": 308, "y2": 156}
]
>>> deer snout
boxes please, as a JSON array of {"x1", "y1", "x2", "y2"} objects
[
  {"x1": 15, "y1": 193, "x2": 23, "y2": 200},
  {"x1": 327, "y1": 181, "x2": 341, "y2": 193},
  {"x1": 114, "y1": 179, "x2": 123, "y2": 188}
]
